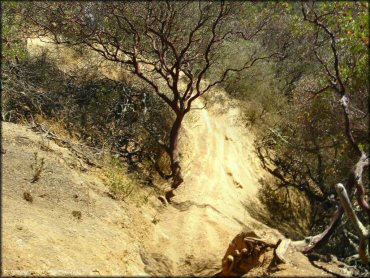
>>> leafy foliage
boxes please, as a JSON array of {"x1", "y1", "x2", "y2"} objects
[{"x1": 2, "y1": 2, "x2": 28, "y2": 62}]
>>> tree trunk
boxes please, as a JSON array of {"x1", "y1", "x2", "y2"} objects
[
  {"x1": 168, "y1": 114, "x2": 184, "y2": 190},
  {"x1": 302, "y1": 154, "x2": 368, "y2": 254},
  {"x1": 302, "y1": 207, "x2": 343, "y2": 253},
  {"x1": 335, "y1": 183, "x2": 369, "y2": 264}
]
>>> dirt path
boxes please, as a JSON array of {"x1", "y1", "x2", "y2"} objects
[
  {"x1": 133, "y1": 94, "x2": 346, "y2": 276},
  {"x1": 138, "y1": 95, "x2": 282, "y2": 275}
]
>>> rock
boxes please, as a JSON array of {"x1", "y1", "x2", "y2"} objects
[
  {"x1": 275, "y1": 238, "x2": 291, "y2": 263},
  {"x1": 106, "y1": 191, "x2": 118, "y2": 200},
  {"x1": 80, "y1": 166, "x2": 88, "y2": 172},
  {"x1": 158, "y1": 196, "x2": 168, "y2": 206},
  {"x1": 23, "y1": 192, "x2": 33, "y2": 203},
  {"x1": 72, "y1": 210, "x2": 82, "y2": 220}
]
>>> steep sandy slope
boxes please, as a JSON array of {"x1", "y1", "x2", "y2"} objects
[
  {"x1": 2, "y1": 98, "x2": 265, "y2": 276},
  {"x1": 138, "y1": 94, "x2": 283, "y2": 276},
  {"x1": 2, "y1": 122, "x2": 152, "y2": 276},
  {"x1": 2, "y1": 95, "x2": 346, "y2": 276}
]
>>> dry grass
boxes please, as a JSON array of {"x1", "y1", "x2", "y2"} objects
[
  {"x1": 27, "y1": 37, "x2": 136, "y2": 84},
  {"x1": 105, "y1": 159, "x2": 136, "y2": 200},
  {"x1": 33, "y1": 114, "x2": 79, "y2": 141},
  {"x1": 30, "y1": 151, "x2": 45, "y2": 183},
  {"x1": 97, "y1": 156, "x2": 164, "y2": 206}
]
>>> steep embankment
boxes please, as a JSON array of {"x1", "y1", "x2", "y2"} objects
[
  {"x1": 2, "y1": 122, "x2": 150, "y2": 275},
  {"x1": 136, "y1": 94, "x2": 345, "y2": 276},
  {"x1": 2, "y1": 92, "x2": 347, "y2": 276},
  {"x1": 3, "y1": 95, "x2": 275, "y2": 276}
]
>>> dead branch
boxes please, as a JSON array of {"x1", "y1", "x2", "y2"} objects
[{"x1": 335, "y1": 183, "x2": 369, "y2": 264}]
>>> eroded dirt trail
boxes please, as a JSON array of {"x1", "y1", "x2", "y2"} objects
[{"x1": 139, "y1": 95, "x2": 282, "y2": 276}]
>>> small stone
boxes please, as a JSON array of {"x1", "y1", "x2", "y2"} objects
[
  {"x1": 106, "y1": 191, "x2": 118, "y2": 200},
  {"x1": 80, "y1": 166, "x2": 88, "y2": 172},
  {"x1": 23, "y1": 192, "x2": 33, "y2": 203},
  {"x1": 158, "y1": 195, "x2": 168, "y2": 206},
  {"x1": 72, "y1": 210, "x2": 82, "y2": 219}
]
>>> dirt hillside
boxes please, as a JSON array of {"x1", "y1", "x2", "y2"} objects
[
  {"x1": 1, "y1": 91, "x2": 351, "y2": 276},
  {"x1": 2, "y1": 36, "x2": 349, "y2": 277},
  {"x1": 2, "y1": 122, "x2": 150, "y2": 275}
]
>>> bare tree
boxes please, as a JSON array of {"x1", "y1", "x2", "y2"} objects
[{"x1": 25, "y1": 1, "x2": 279, "y2": 197}]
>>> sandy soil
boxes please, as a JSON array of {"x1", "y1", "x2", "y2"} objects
[
  {"x1": 2, "y1": 94, "x2": 350, "y2": 276},
  {"x1": 138, "y1": 95, "x2": 282, "y2": 276},
  {"x1": 2, "y1": 122, "x2": 151, "y2": 276}
]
